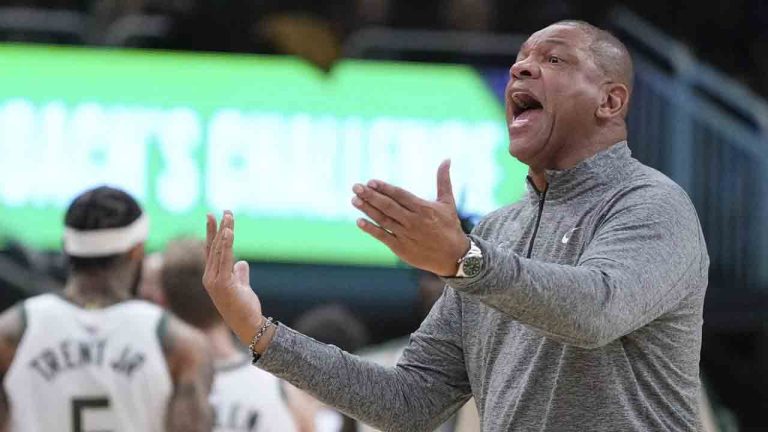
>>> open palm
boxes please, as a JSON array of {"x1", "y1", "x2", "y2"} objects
[{"x1": 202, "y1": 212, "x2": 265, "y2": 345}]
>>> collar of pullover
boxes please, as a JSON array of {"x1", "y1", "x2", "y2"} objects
[{"x1": 525, "y1": 141, "x2": 631, "y2": 204}]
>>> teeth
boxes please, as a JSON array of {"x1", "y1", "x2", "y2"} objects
[{"x1": 512, "y1": 94, "x2": 531, "y2": 110}]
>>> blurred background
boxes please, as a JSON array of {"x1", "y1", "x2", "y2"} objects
[{"x1": 0, "y1": 0, "x2": 766, "y2": 430}]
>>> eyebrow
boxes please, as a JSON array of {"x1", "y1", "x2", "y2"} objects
[{"x1": 517, "y1": 38, "x2": 577, "y2": 60}]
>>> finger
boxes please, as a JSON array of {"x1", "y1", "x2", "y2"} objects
[
  {"x1": 351, "y1": 196, "x2": 408, "y2": 237},
  {"x1": 204, "y1": 213, "x2": 226, "y2": 277},
  {"x1": 436, "y1": 159, "x2": 455, "y2": 204},
  {"x1": 205, "y1": 213, "x2": 216, "y2": 257},
  {"x1": 214, "y1": 228, "x2": 233, "y2": 287},
  {"x1": 215, "y1": 227, "x2": 235, "y2": 287},
  {"x1": 210, "y1": 211, "x2": 234, "y2": 280},
  {"x1": 356, "y1": 218, "x2": 398, "y2": 250},
  {"x1": 234, "y1": 260, "x2": 250, "y2": 287},
  {"x1": 227, "y1": 209, "x2": 234, "y2": 232},
  {"x1": 205, "y1": 224, "x2": 225, "y2": 284},
  {"x1": 220, "y1": 210, "x2": 234, "y2": 232},
  {"x1": 352, "y1": 184, "x2": 413, "y2": 226},
  {"x1": 364, "y1": 181, "x2": 427, "y2": 213}
]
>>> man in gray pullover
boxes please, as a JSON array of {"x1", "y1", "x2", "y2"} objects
[{"x1": 202, "y1": 20, "x2": 709, "y2": 432}]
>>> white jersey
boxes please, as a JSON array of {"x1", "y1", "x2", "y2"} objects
[
  {"x1": 3, "y1": 294, "x2": 173, "y2": 432},
  {"x1": 211, "y1": 355, "x2": 296, "y2": 432}
]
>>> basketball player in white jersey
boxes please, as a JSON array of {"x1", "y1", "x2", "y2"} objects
[
  {"x1": 0, "y1": 186, "x2": 213, "y2": 432},
  {"x1": 159, "y1": 238, "x2": 296, "y2": 432}
]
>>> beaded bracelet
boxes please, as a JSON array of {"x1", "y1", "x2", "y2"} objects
[{"x1": 248, "y1": 316, "x2": 274, "y2": 364}]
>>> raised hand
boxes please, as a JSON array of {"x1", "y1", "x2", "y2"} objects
[
  {"x1": 202, "y1": 212, "x2": 266, "y2": 345},
  {"x1": 352, "y1": 160, "x2": 470, "y2": 276}
]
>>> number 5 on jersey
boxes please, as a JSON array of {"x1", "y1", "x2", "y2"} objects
[{"x1": 72, "y1": 397, "x2": 113, "y2": 432}]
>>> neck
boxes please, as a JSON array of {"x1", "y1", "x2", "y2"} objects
[
  {"x1": 64, "y1": 267, "x2": 134, "y2": 307},
  {"x1": 204, "y1": 324, "x2": 243, "y2": 363},
  {"x1": 555, "y1": 136, "x2": 621, "y2": 169},
  {"x1": 527, "y1": 128, "x2": 626, "y2": 190},
  {"x1": 528, "y1": 168, "x2": 549, "y2": 193}
]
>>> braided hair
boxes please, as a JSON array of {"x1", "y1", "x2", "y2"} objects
[{"x1": 64, "y1": 186, "x2": 143, "y2": 271}]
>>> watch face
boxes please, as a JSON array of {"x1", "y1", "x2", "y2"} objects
[{"x1": 463, "y1": 256, "x2": 483, "y2": 277}]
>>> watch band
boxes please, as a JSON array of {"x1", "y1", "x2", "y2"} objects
[{"x1": 456, "y1": 240, "x2": 482, "y2": 277}]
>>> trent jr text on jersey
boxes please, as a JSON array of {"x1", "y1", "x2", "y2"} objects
[{"x1": 28, "y1": 336, "x2": 148, "y2": 381}]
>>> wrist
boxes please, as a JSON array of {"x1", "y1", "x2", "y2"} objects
[
  {"x1": 252, "y1": 324, "x2": 276, "y2": 355},
  {"x1": 246, "y1": 315, "x2": 277, "y2": 363},
  {"x1": 236, "y1": 315, "x2": 266, "y2": 345},
  {"x1": 437, "y1": 236, "x2": 471, "y2": 277},
  {"x1": 455, "y1": 238, "x2": 483, "y2": 278}
]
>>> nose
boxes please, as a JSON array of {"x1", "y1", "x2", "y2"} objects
[{"x1": 509, "y1": 58, "x2": 539, "y2": 80}]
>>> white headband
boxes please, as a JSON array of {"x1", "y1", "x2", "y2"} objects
[{"x1": 63, "y1": 213, "x2": 149, "y2": 257}]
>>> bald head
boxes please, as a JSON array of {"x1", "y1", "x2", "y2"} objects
[{"x1": 553, "y1": 20, "x2": 634, "y2": 96}]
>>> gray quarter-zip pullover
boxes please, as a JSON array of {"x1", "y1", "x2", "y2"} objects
[{"x1": 257, "y1": 142, "x2": 709, "y2": 431}]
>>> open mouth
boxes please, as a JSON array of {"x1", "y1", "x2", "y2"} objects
[{"x1": 510, "y1": 91, "x2": 543, "y2": 119}]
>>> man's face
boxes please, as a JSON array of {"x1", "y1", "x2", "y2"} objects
[{"x1": 505, "y1": 24, "x2": 606, "y2": 167}]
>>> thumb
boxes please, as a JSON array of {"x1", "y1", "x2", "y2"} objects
[
  {"x1": 233, "y1": 260, "x2": 250, "y2": 286},
  {"x1": 436, "y1": 159, "x2": 455, "y2": 204}
]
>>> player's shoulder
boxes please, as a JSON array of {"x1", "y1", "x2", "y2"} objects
[
  {"x1": 0, "y1": 301, "x2": 28, "y2": 371},
  {"x1": 21, "y1": 293, "x2": 63, "y2": 309},
  {"x1": 596, "y1": 159, "x2": 703, "y2": 241},
  {"x1": 114, "y1": 298, "x2": 167, "y2": 319},
  {"x1": 160, "y1": 313, "x2": 210, "y2": 369},
  {"x1": 0, "y1": 302, "x2": 26, "y2": 344},
  {"x1": 213, "y1": 355, "x2": 282, "y2": 400},
  {"x1": 619, "y1": 159, "x2": 697, "y2": 213},
  {"x1": 160, "y1": 313, "x2": 207, "y2": 350},
  {"x1": 627, "y1": 159, "x2": 687, "y2": 192},
  {"x1": 15, "y1": 293, "x2": 79, "y2": 323},
  {"x1": 21, "y1": 294, "x2": 164, "y2": 317},
  {"x1": 215, "y1": 356, "x2": 261, "y2": 385}
]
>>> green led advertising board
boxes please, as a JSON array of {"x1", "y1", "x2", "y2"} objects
[{"x1": 0, "y1": 44, "x2": 527, "y2": 265}]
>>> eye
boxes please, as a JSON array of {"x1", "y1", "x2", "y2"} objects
[{"x1": 548, "y1": 56, "x2": 562, "y2": 64}]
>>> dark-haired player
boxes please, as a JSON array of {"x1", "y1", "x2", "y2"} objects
[
  {"x1": 0, "y1": 186, "x2": 213, "y2": 432},
  {"x1": 161, "y1": 238, "x2": 295, "y2": 432}
]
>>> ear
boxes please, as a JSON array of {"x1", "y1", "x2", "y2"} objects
[{"x1": 595, "y1": 83, "x2": 629, "y2": 120}]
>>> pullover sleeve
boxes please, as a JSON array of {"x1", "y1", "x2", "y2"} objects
[
  {"x1": 257, "y1": 288, "x2": 472, "y2": 432},
  {"x1": 446, "y1": 183, "x2": 709, "y2": 349}
]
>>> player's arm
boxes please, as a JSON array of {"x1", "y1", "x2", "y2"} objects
[
  {"x1": 0, "y1": 305, "x2": 25, "y2": 432},
  {"x1": 445, "y1": 184, "x2": 706, "y2": 348},
  {"x1": 203, "y1": 213, "x2": 472, "y2": 431},
  {"x1": 161, "y1": 314, "x2": 214, "y2": 432}
]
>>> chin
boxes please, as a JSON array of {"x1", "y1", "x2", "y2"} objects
[{"x1": 508, "y1": 137, "x2": 543, "y2": 165}]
